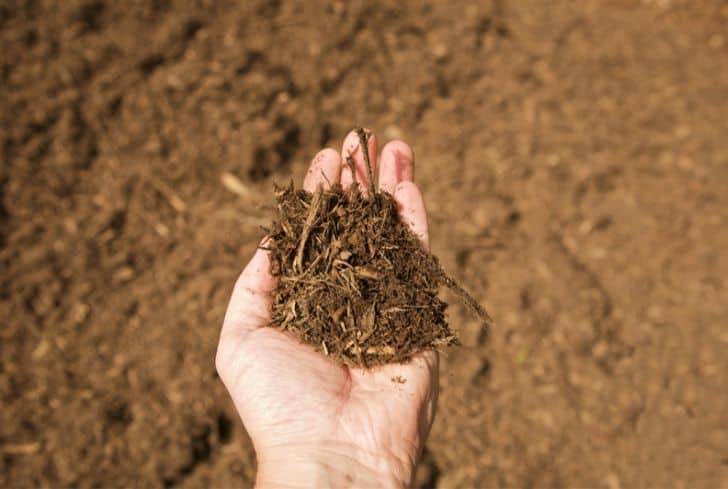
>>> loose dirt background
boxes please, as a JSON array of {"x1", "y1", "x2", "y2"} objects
[{"x1": 2, "y1": 0, "x2": 727, "y2": 487}]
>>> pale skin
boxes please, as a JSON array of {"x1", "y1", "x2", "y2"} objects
[{"x1": 216, "y1": 130, "x2": 437, "y2": 488}]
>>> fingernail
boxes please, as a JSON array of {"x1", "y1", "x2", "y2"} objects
[{"x1": 344, "y1": 131, "x2": 360, "y2": 156}]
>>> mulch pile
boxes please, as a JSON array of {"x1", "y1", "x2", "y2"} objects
[{"x1": 267, "y1": 134, "x2": 491, "y2": 367}]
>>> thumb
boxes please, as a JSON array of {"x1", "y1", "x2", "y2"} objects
[{"x1": 219, "y1": 242, "x2": 276, "y2": 346}]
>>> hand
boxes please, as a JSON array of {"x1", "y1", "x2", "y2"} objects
[{"x1": 216, "y1": 130, "x2": 437, "y2": 488}]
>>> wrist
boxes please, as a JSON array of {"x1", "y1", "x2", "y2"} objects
[{"x1": 255, "y1": 444, "x2": 414, "y2": 488}]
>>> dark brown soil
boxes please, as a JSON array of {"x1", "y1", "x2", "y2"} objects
[
  {"x1": 2, "y1": 1, "x2": 728, "y2": 488},
  {"x1": 269, "y1": 182, "x2": 458, "y2": 366},
  {"x1": 268, "y1": 129, "x2": 489, "y2": 367}
]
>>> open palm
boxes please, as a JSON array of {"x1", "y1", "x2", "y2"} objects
[{"x1": 216, "y1": 130, "x2": 437, "y2": 487}]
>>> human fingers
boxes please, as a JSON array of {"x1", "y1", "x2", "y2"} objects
[
  {"x1": 393, "y1": 181, "x2": 429, "y2": 251},
  {"x1": 303, "y1": 148, "x2": 341, "y2": 191},
  {"x1": 340, "y1": 128, "x2": 378, "y2": 195},
  {"x1": 378, "y1": 140, "x2": 414, "y2": 195},
  {"x1": 219, "y1": 241, "x2": 276, "y2": 346}
]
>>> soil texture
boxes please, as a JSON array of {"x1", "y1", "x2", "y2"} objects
[
  {"x1": 2, "y1": 0, "x2": 727, "y2": 487},
  {"x1": 269, "y1": 182, "x2": 458, "y2": 367}
]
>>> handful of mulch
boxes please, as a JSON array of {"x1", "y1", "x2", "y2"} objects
[{"x1": 266, "y1": 133, "x2": 491, "y2": 367}]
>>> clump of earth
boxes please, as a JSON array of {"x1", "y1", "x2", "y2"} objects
[{"x1": 266, "y1": 130, "x2": 491, "y2": 367}]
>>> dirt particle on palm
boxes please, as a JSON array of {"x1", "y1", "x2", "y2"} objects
[{"x1": 267, "y1": 174, "x2": 491, "y2": 367}]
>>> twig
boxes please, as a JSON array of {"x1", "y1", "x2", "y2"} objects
[
  {"x1": 441, "y1": 271, "x2": 494, "y2": 334},
  {"x1": 220, "y1": 171, "x2": 253, "y2": 198},
  {"x1": 346, "y1": 154, "x2": 358, "y2": 186},
  {"x1": 151, "y1": 177, "x2": 186, "y2": 212},
  {"x1": 294, "y1": 186, "x2": 323, "y2": 273},
  {"x1": 356, "y1": 127, "x2": 376, "y2": 197}
]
